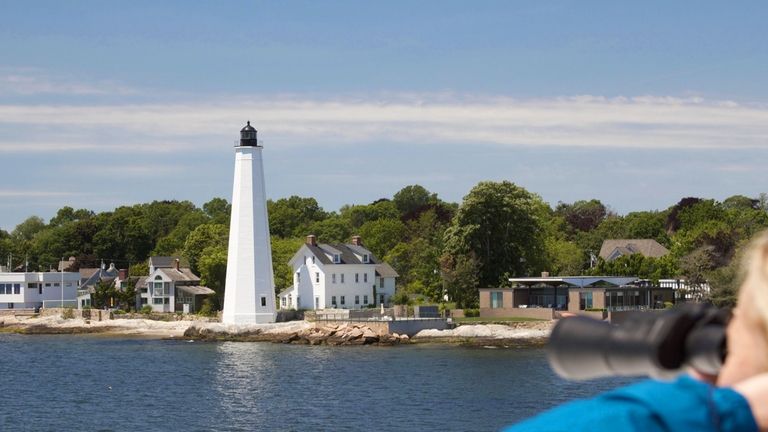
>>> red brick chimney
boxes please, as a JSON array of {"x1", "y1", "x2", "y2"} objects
[
  {"x1": 306, "y1": 235, "x2": 317, "y2": 246},
  {"x1": 351, "y1": 235, "x2": 362, "y2": 246},
  {"x1": 118, "y1": 269, "x2": 128, "y2": 280}
]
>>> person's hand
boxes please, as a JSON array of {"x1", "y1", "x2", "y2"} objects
[{"x1": 733, "y1": 373, "x2": 768, "y2": 431}]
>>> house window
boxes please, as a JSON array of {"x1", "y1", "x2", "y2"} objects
[
  {"x1": 261, "y1": 296, "x2": 267, "y2": 307},
  {"x1": 141, "y1": 298, "x2": 148, "y2": 305},
  {"x1": 355, "y1": 273, "x2": 359, "y2": 283},
  {"x1": 333, "y1": 254, "x2": 340, "y2": 263},
  {"x1": 331, "y1": 296, "x2": 337, "y2": 306},
  {"x1": 14, "y1": 284, "x2": 20, "y2": 294},
  {"x1": 8, "y1": 303, "x2": 13, "y2": 309},
  {"x1": 164, "y1": 298, "x2": 170, "y2": 305},
  {"x1": 363, "y1": 254, "x2": 369, "y2": 263},
  {"x1": 315, "y1": 272, "x2": 320, "y2": 283},
  {"x1": 153, "y1": 298, "x2": 163, "y2": 304},
  {"x1": 355, "y1": 295, "x2": 360, "y2": 305},
  {"x1": 580, "y1": 292, "x2": 593, "y2": 310},
  {"x1": 340, "y1": 296, "x2": 346, "y2": 305},
  {"x1": 332, "y1": 274, "x2": 336, "y2": 284},
  {"x1": 363, "y1": 295, "x2": 368, "y2": 304},
  {"x1": 340, "y1": 274, "x2": 345, "y2": 284},
  {"x1": 364, "y1": 274, "x2": 368, "y2": 283},
  {"x1": 491, "y1": 291, "x2": 503, "y2": 309},
  {"x1": 28, "y1": 283, "x2": 38, "y2": 289},
  {"x1": 45, "y1": 283, "x2": 51, "y2": 287}
]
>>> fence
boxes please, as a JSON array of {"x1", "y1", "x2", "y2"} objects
[{"x1": 42, "y1": 300, "x2": 78, "y2": 308}]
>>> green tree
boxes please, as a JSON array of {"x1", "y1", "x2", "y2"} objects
[
  {"x1": 197, "y1": 245, "x2": 228, "y2": 309},
  {"x1": 203, "y1": 197, "x2": 231, "y2": 225},
  {"x1": 555, "y1": 199, "x2": 607, "y2": 233},
  {"x1": 440, "y1": 253, "x2": 479, "y2": 308},
  {"x1": 267, "y1": 196, "x2": 327, "y2": 238},
  {"x1": 271, "y1": 236, "x2": 304, "y2": 292},
  {"x1": 305, "y1": 215, "x2": 352, "y2": 243},
  {"x1": 182, "y1": 224, "x2": 228, "y2": 272},
  {"x1": 443, "y1": 181, "x2": 548, "y2": 289},
  {"x1": 392, "y1": 185, "x2": 436, "y2": 216},
  {"x1": 358, "y1": 218, "x2": 406, "y2": 259}
]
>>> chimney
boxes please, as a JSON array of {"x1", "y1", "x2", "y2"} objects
[
  {"x1": 351, "y1": 235, "x2": 362, "y2": 246},
  {"x1": 541, "y1": 271, "x2": 550, "y2": 278},
  {"x1": 175, "y1": 258, "x2": 180, "y2": 271},
  {"x1": 306, "y1": 235, "x2": 317, "y2": 246},
  {"x1": 119, "y1": 269, "x2": 128, "y2": 280}
]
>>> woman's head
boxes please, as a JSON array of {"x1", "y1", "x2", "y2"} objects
[{"x1": 718, "y1": 230, "x2": 768, "y2": 386}]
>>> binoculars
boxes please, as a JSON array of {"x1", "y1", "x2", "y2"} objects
[{"x1": 547, "y1": 304, "x2": 729, "y2": 380}]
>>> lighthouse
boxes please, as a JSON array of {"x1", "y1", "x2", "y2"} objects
[{"x1": 222, "y1": 121, "x2": 276, "y2": 324}]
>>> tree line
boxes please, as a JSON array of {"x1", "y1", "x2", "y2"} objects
[{"x1": 2, "y1": 183, "x2": 766, "y2": 309}]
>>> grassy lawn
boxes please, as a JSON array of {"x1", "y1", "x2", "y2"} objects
[{"x1": 453, "y1": 316, "x2": 548, "y2": 324}]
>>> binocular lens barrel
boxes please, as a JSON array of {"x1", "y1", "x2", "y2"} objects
[{"x1": 547, "y1": 310, "x2": 726, "y2": 381}]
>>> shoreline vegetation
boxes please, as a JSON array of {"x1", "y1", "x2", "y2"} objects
[{"x1": 0, "y1": 315, "x2": 553, "y2": 347}]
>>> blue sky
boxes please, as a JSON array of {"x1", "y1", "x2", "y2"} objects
[{"x1": 1, "y1": 1, "x2": 767, "y2": 231}]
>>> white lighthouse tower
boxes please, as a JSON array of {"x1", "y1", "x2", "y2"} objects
[{"x1": 222, "y1": 121, "x2": 276, "y2": 324}]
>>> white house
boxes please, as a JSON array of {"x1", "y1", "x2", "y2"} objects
[
  {"x1": 137, "y1": 256, "x2": 215, "y2": 313},
  {"x1": 279, "y1": 235, "x2": 398, "y2": 310},
  {"x1": 0, "y1": 271, "x2": 80, "y2": 310}
]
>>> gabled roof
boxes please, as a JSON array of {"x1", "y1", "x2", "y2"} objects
[
  {"x1": 375, "y1": 263, "x2": 399, "y2": 278},
  {"x1": 292, "y1": 242, "x2": 379, "y2": 266},
  {"x1": 599, "y1": 239, "x2": 670, "y2": 261},
  {"x1": 149, "y1": 256, "x2": 190, "y2": 269},
  {"x1": 157, "y1": 267, "x2": 200, "y2": 282},
  {"x1": 79, "y1": 266, "x2": 119, "y2": 288},
  {"x1": 177, "y1": 285, "x2": 215, "y2": 296}
]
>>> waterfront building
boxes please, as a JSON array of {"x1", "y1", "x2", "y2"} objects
[
  {"x1": 0, "y1": 271, "x2": 80, "y2": 310},
  {"x1": 278, "y1": 235, "x2": 398, "y2": 310},
  {"x1": 222, "y1": 122, "x2": 277, "y2": 324},
  {"x1": 76, "y1": 262, "x2": 119, "y2": 309},
  {"x1": 599, "y1": 239, "x2": 670, "y2": 262},
  {"x1": 479, "y1": 275, "x2": 675, "y2": 320},
  {"x1": 137, "y1": 256, "x2": 214, "y2": 313}
]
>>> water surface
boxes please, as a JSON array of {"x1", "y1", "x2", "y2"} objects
[{"x1": 0, "y1": 334, "x2": 633, "y2": 431}]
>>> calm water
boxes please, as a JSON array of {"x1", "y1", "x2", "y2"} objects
[{"x1": 0, "y1": 334, "x2": 634, "y2": 431}]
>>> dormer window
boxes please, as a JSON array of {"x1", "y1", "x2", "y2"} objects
[
  {"x1": 333, "y1": 254, "x2": 341, "y2": 263},
  {"x1": 363, "y1": 254, "x2": 370, "y2": 263}
]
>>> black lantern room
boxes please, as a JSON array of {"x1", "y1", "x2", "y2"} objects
[{"x1": 240, "y1": 121, "x2": 259, "y2": 146}]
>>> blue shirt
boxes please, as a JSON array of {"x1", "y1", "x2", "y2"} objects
[{"x1": 504, "y1": 376, "x2": 757, "y2": 432}]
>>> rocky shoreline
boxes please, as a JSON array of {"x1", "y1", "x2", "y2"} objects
[{"x1": 0, "y1": 315, "x2": 554, "y2": 347}]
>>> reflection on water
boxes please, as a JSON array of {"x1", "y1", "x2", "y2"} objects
[{"x1": 0, "y1": 335, "x2": 634, "y2": 432}]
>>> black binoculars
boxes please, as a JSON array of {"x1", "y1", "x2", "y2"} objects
[{"x1": 547, "y1": 304, "x2": 729, "y2": 380}]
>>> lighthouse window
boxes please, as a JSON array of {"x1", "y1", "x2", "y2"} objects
[
  {"x1": 332, "y1": 274, "x2": 336, "y2": 284},
  {"x1": 315, "y1": 272, "x2": 319, "y2": 283}
]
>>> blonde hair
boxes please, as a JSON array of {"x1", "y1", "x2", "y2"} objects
[{"x1": 740, "y1": 230, "x2": 768, "y2": 333}]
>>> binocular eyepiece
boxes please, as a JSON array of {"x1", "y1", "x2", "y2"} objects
[{"x1": 546, "y1": 304, "x2": 729, "y2": 380}]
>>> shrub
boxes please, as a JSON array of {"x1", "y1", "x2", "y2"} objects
[
  {"x1": 62, "y1": 308, "x2": 76, "y2": 320},
  {"x1": 113, "y1": 310, "x2": 126, "y2": 315},
  {"x1": 464, "y1": 308, "x2": 480, "y2": 317},
  {"x1": 140, "y1": 305, "x2": 153, "y2": 314},
  {"x1": 197, "y1": 298, "x2": 214, "y2": 317},
  {"x1": 391, "y1": 291, "x2": 411, "y2": 306}
]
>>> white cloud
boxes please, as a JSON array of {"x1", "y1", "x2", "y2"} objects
[
  {"x1": 0, "y1": 189, "x2": 78, "y2": 198},
  {"x1": 0, "y1": 94, "x2": 766, "y2": 153},
  {"x1": 0, "y1": 67, "x2": 137, "y2": 96}
]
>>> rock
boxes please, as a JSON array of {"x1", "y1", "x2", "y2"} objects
[
  {"x1": 400, "y1": 334, "x2": 410, "y2": 341},
  {"x1": 346, "y1": 328, "x2": 364, "y2": 339}
]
